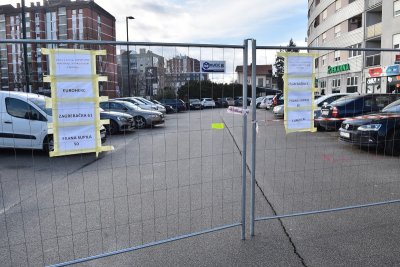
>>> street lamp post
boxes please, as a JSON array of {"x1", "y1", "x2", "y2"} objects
[{"x1": 126, "y1": 16, "x2": 134, "y2": 97}]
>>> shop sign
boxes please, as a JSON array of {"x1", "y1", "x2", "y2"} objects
[
  {"x1": 368, "y1": 67, "x2": 382, "y2": 77},
  {"x1": 385, "y1": 65, "x2": 400, "y2": 76},
  {"x1": 366, "y1": 77, "x2": 381, "y2": 85},
  {"x1": 327, "y1": 63, "x2": 350, "y2": 74}
]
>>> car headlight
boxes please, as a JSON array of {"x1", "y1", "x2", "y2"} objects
[
  {"x1": 117, "y1": 116, "x2": 128, "y2": 122},
  {"x1": 357, "y1": 124, "x2": 382, "y2": 131},
  {"x1": 150, "y1": 114, "x2": 158, "y2": 118}
]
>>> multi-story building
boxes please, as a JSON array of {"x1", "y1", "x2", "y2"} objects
[
  {"x1": 165, "y1": 55, "x2": 208, "y2": 91},
  {"x1": 0, "y1": 0, "x2": 117, "y2": 97},
  {"x1": 118, "y1": 48, "x2": 165, "y2": 97},
  {"x1": 307, "y1": 0, "x2": 400, "y2": 95}
]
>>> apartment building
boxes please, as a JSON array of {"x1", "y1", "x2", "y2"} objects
[
  {"x1": 118, "y1": 48, "x2": 166, "y2": 97},
  {"x1": 165, "y1": 55, "x2": 208, "y2": 91},
  {"x1": 307, "y1": 0, "x2": 400, "y2": 95},
  {"x1": 0, "y1": 0, "x2": 117, "y2": 97}
]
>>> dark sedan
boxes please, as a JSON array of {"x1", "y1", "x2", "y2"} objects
[
  {"x1": 159, "y1": 99, "x2": 187, "y2": 112},
  {"x1": 188, "y1": 99, "x2": 202, "y2": 110},
  {"x1": 317, "y1": 94, "x2": 400, "y2": 131},
  {"x1": 339, "y1": 99, "x2": 400, "y2": 156}
]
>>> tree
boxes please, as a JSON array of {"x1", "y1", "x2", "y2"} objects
[{"x1": 274, "y1": 38, "x2": 299, "y2": 91}]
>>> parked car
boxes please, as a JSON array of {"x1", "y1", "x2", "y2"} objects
[
  {"x1": 0, "y1": 91, "x2": 106, "y2": 153},
  {"x1": 115, "y1": 97, "x2": 158, "y2": 111},
  {"x1": 273, "y1": 104, "x2": 284, "y2": 118},
  {"x1": 233, "y1": 97, "x2": 243, "y2": 106},
  {"x1": 100, "y1": 100, "x2": 164, "y2": 129},
  {"x1": 215, "y1": 97, "x2": 234, "y2": 108},
  {"x1": 314, "y1": 93, "x2": 358, "y2": 130},
  {"x1": 233, "y1": 97, "x2": 251, "y2": 106},
  {"x1": 159, "y1": 99, "x2": 187, "y2": 112},
  {"x1": 251, "y1": 96, "x2": 266, "y2": 108},
  {"x1": 317, "y1": 94, "x2": 400, "y2": 131},
  {"x1": 188, "y1": 99, "x2": 202, "y2": 110},
  {"x1": 259, "y1": 95, "x2": 275, "y2": 109},
  {"x1": 200, "y1": 98, "x2": 216, "y2": 108},
  {"x1": 338, "y1": 99, "x2": 400, "y2": 156},
  {"x1": 99, "y1": 108, "x2": 135, "y2": 134},
  {"x1": 149, "y1": 99, "x2": 175, "y2": 114},
  {"x1": 134, "y1": 97, "x2": 166, "y2": 114}
]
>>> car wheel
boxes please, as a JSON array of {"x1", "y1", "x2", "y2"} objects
[
  {"x1": 256, "y1": 103, "x2": 260, "y2": 108},
  {"x1": 109, "y1": 120, "x2": 119, "y2": 135},
  {"x1": 43, "y1": 135, "x2": 54, "y2": 154},
  {"x1": 384, "y1": 131, "x2": 400, "y2": 156},
  {"x1": 135, "y1": 116, "x2": 146, "y2": 129}
]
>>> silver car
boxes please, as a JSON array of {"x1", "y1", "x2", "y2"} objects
[
  {"x1": 134, "y1": 97, "x2": 166, "y2": 114},
  {"x1": 115, "y1": 97, "x2": 158, "y2": 111},
  {"x1": 100, "y1": 100, "x2": 164, "y2": 129}
]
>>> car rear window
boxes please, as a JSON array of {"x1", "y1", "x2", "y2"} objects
[
  {"x1": 382, "y1": 99, "x2": 400, "y2": 112},
  {"x1": 330, "y1": 95, "x2": 360, "y2": 106}
]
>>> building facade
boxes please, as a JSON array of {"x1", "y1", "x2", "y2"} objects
[
  {"x1": 117, "y1": 48, "x2": 165, "y2": 97},
  {"x1": 235, "y1": 64, "x2": 275, "y2": 89},
  {"x1": 307, "y1": 0, "x2": 400, "y2": 95},
  {"x1": 0, "y1": 0, "x2": 117, "y2": 97},
  {"x1": 165, "y1": 55, "x2": 208, "y2": 92}
]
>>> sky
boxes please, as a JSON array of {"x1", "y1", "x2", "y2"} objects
[{"x1": 6, "y1": 0, "x2": 308, "y2": 46}]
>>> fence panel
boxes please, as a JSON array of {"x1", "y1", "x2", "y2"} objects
[
  {"x1": 252, "y1": 45, "x2": 400, "y2": 230},
  {"x1": 0, "y1": 40, "x2": 247, "y2": 266}
]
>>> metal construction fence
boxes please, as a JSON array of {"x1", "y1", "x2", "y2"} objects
[{"x1": 1, "y1": 38, "x2": 400, "y2": 266}]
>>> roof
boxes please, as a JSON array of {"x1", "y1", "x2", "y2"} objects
[{"x1": 235, "y1": 64, "x2": 273, "y2": 76}]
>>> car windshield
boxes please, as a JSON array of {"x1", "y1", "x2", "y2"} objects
[
  {"x1": 120, "y1": 101, "x2": 140, "y2": 110},
  {"x1": 382, "y1": 99, "x2": 400, "y2": 113},
  {"x1": 136, "y1": 97, "x2": 153, "y2": 105},
  {"x1": 28, "y1": 96, "x2": 52, "y2": 116},
  {"x1": 190, "y1": 99, "x2": 200, "y2": 103}
]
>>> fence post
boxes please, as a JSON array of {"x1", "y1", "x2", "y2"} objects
[
  {"x1": 250, "y1": 39, "x2": 257, "y2": 237},
  {"x1": 241, "y1": 39, "x2": 248, "y2": 240}
]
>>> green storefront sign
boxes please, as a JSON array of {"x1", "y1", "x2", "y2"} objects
[{"x1": 328, "y1": 63, "x2": 350, "y2": 74}]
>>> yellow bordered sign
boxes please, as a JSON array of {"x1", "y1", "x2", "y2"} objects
[
  {"x1": 279, "y1": 52, "x2": 317, "y2": 133},
  {"x1": 42, "y1": 48, "x2": 113, "y2": 157}
]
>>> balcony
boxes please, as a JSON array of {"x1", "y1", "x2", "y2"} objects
[
  {"x1": 365, "y1": 54, "x2": 381, "y2": 67},
  {"x1": 367, "y1": 0, "x2": 382, "y2": 10},
  {"x1": 366, "y1": 22, "x2": 382, "y2": 39}
]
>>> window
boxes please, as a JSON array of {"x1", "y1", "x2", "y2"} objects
[
  {"x1": 322, "y1": 55, "x2": 326, "y2": 66},
  {"x1": 332, "y1": 79, "x2": 341, "y2": 88},
  {"x1": 257, "y1": 78, "x2": 263, "y2": 86},
  {"x1": 335, "y1": 0, "x2": 341, "y2": 11},
  {"x1": 322, "y1": 9, "x2": 327, "y2": 20},
  {"x1": 5, "y1": 98, "x2": 42, "y2": 121},
  {"x1": 395, "y1": 0, "x2": 400, "y2": 17},
  {"x1": 322, "y1": 32, "x2": 327, "y2": 43},
  {"x1": 334, "y1": 24, "x2": 341, "y2": 37},
  {"x1": 394, "y1": 33, "x2": 400, "y2": 49},
  {"x1": 320, "y1": 80, "x2": 326, "y2": 88},
  {"x1": 334, "y1": 50, "x2": 341, "y2": 61},
  {"x1": 314, "y1": 15, "x2": 320, "y2": 28},
  {"x1": 347, "y1": 76, "x2": 358, "y2": 86},
  {"x1": 349, "y1": 43, "x2": 362, "y2": 57},
  {"x1": 315, "y1": 58, "x2": 319, "y2": 69}
]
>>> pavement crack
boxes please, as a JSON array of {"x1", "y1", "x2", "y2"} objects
[{"x1": 221, "y1": 113, "x2": 308, "y2": 267}]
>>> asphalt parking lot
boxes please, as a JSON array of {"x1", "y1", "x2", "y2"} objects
[{"x1": 1, "y1": 107, "x2": 400, "y2": 266}]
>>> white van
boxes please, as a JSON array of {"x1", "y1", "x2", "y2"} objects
[{"x1": 0, "y1": 91, "x2": 106, "y2": 153}]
